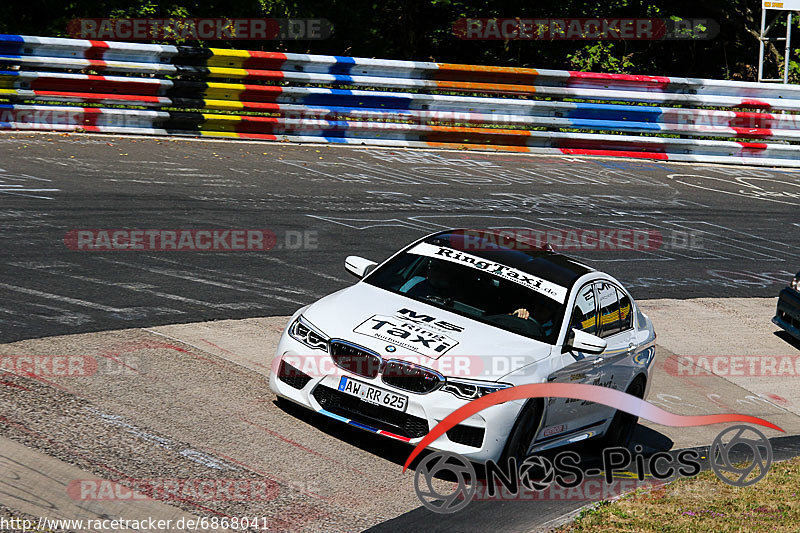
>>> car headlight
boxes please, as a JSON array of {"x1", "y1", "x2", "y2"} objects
[
  {"x1": 288, "y1": 315, "x2": 329, "y2": 352},
  {"x1": 441, "y1": 378, "x2": 512, "y2": 400},
  {"x1": 791, "y1": 276, "x2": 799, "y2": 292}
]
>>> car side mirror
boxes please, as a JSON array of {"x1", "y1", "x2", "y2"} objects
[
  {"x1": 345, "y1": 256, "x2": 377, "y2": 279},
  {"x1": 563, "y1": 328, "x2": 607, "y2": 355}
]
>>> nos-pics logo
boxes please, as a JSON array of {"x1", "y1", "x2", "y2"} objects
[{"x1": 413, "y1": 424, "x2": 773, "y2": 514}]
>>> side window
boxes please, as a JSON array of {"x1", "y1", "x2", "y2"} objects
[
  {"x1": 617, "y1": 287, "x2": 633, "y2": 331},
  {"x1": 596, "y1": 282, "x2": 622, "y2": 338},
  {"x1": 570, "y1": 284, "x2": 598, "y2": 335}
]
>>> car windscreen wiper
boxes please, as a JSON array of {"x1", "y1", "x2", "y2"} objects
[{"x1": 422, "y1": 295, "x2": 452, "y2": 307}]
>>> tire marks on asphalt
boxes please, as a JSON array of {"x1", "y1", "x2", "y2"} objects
[
  {"x1": 2, "y1": 135, "x2": 799, "y2": 342},
  {"x1": 0, "y1": 328, "x2": 420, "y2": 531}
]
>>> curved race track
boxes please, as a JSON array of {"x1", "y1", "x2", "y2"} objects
[
  {"x1": 1, "y1": 132, "x2": 800, "y2": 532},
  {"x1": 1, "y1": 132, "x2": 799, "y2": 342}
]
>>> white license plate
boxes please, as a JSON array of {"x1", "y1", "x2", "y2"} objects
[{"x1": 338, "y1": 376, "x2": 408, "y2": 412}]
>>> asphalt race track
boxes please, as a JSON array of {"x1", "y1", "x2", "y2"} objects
[
  {"x1": 1, "y1": 132, "x2": 799, "y2": 343},
  {"x1": 2, "y1": 132, "x2": 800, "y2": 532}
]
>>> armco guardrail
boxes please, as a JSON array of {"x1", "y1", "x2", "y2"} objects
[{"x1": 3, "y1": 34, "x2": 800, "y2": 166}]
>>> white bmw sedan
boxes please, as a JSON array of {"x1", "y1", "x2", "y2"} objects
[{"x1": 269, "y1": 229, "x2": 656, "y2": 463}]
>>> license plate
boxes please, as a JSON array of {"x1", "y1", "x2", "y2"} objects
[{"x1": 338, "y1": 376, "x2": 408, "y2": 412}]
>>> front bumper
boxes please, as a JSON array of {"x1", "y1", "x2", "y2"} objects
[
  {"x1": 773, "y1": 287, "x2": 800, "y2": 340},
  {"x1": 268, "y1": 335, "x2": 524, "y2": 463}
]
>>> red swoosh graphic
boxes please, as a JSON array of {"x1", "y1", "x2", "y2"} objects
[{"x1": 403, "y1": 383, "x2": 784, "y2": 471}]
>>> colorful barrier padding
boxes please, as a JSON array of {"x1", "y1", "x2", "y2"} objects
[{"x1": 2, "y1": 34, "x2": 800, "y2": 166}]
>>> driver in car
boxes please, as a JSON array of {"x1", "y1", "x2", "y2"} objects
[
  {"x1": 407, "y1": 259, "x2": 531, "y2": 319},
  {"x1": 510, "y1": 308, "x2": 530, "y2": 319}
]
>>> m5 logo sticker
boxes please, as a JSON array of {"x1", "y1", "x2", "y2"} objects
[
  {"x1": 353, "y1": 315, "x2": 459, "y2": 358},
  {"x1": 396, "y1": 308, "x2": 464, "y2": 333}
]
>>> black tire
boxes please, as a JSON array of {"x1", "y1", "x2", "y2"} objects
[
  {"x1": 499, "y1": 399, "x2": 544, "y2": 466},
  {"x1": 601, "y1": 377, "x2": 646, "y2": 448}
]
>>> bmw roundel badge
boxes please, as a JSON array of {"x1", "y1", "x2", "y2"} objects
[{"x1": 386, "y1": 345, "x2": 396, "y2": 353}]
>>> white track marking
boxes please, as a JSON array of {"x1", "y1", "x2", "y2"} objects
[
  {"x1": 8, "y1": 262, "x2": 284, "y2": 310},
  {"x1": 94, "y1": 257, "x2": 314, "y2": 302},
  {"x1": 0, "y1": 190, "x2": 58, "y2": 199},
  {"x1": 308, "y1": 213, "x2": 798, "y2": 265},
  {"x1": 146, "y1": 256, "x2": 319, "y2": 297},
  {"x1": 258, "y1": 256, "x2": 350, "y2": 283},
  {"x1": 306, "y1": 214, "x2": 440, "y2": 231},
  {"x1": 0, "y1": 173, "x2": 59, "y2": 198},
  {"x1": 18, "y1": 302, "x2": 94, "y2": 325},
  {"x1": 0, "y1": 282, "x2": 145, "y2": 315},
  {"x1": 668, "y1": 173, "x2": 800, "y2": 206}
]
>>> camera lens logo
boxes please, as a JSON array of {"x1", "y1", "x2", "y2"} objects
[
  {"x1": 519, "y1": 456, "x2": 555, "y2": 491},
  {"x1": 414, "y1": 451, "x2": 476, "y2": 514},
  {"x1": 710, "y1": 425, "x2": 772, "y2": 487}
]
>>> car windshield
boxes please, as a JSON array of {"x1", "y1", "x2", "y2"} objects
[{"x1": 364, "y1": 242, "x2": 568, "y2": 344}]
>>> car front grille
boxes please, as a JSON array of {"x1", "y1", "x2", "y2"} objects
[
  {"x1": 446, "y1": 424, "x2": 486, "y2": 448},
  {"x1": 329, "y1": 340, "x2": 382, "y2": 379},
  {"x1": 277, "y1": 360, "x2": 312, "y2": 390},
  {"x1": 312, "y1": 385, "x2": 429, "y2": 438},
  {"x1": 381, "y1": 360, "x2": 443, "y2": 394}
]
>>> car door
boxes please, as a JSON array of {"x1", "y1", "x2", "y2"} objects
[
  {"x1": 591, "y1": 281, "x2": 637, "y2": 420},
  {"x1": 541, "y1": 282, "x2": 608, "y2": 438}
]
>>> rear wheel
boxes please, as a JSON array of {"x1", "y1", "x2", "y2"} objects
[
  {"x1": 602, "y1": 377, "x2": 645, "y2": 448},
  {"x1": 499, "y1": 399, "x2": 544, "y2": 466}
]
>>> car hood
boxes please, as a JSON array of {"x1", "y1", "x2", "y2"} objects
[{"x1": 303, "y1": 282, "x2": 553, "y2": 380}]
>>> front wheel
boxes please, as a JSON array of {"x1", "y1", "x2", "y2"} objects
[
  {"x1": 499, "y1": 399, "x2": 544, "y2": 466},
  {"x1": 601, "y1": 377, "x2": 645, "y2": 448}
]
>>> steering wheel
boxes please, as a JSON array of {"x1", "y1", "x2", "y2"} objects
[{"x1": 484, "y1": 313, "x2": 546, "y2": 338}]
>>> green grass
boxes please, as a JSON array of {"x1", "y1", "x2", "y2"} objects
[{"x1": 559, "y1": 456, "x2": 800, "y2": 533}]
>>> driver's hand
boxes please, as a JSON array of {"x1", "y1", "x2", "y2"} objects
[{"x1": 510, "y1": 308, "x2": 530, "y2": 319}]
